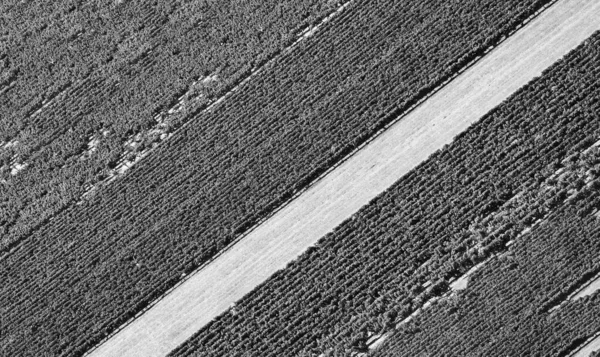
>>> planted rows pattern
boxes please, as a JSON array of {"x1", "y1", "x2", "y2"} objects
[
  {"x1": 0, "y1": 1, "x2": 559, "y2": 356},
  {"x1": 167, "y1": 34, "x2": 600, "y2": 357},
  {"x1": 0, "y1": 0, "x2": 338, "y2": 250},
  {"x1": 375, "y1": 195, "x2": 600, "y2": 357}
]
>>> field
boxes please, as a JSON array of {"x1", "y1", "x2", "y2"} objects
[
  {"x1": 2, "y1": 0, "x2": 600, "y2": 357},
  {"x1": 0, "y1": 0, "x2": 341, "y2": 251},
  {"x1": 86, "y1": 0, "x2": 600, "y2": 355},
  {"x1": 162, "y1": 29, "x2": 600, "y2": 357},
  {"x1": 375, "y1": 197, "x2": 600, "y2": 357},
  {"x1": 1, "y1": 0, "x2": 565, "y2": 356}
]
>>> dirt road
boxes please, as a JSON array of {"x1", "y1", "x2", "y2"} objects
[
  {"x1": 572, "y1": 334, "x2": 600, "y2": 357},
  {"x1": 88, "y1": 0, "x2": 600, "y2": 356}
]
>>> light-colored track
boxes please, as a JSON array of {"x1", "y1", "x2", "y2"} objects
[
  {"x1": 572, "y1": 332, "x2": 600, "y2": 357},
  {"x1": 89, "y1": 0, "x2": 600, "y2": 356}
]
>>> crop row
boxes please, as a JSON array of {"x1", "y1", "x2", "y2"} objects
[
  {"x1": 0, "y1": 0, "x2": 338, "y2": 250},
  {"x1": 166, "y1": 33, "x2": 600, "y2": 357},
  {"x1": 375, "y1": 191, "x2": 600, "y2": 357},
  {"x1": 0, "y1": 0, "x2": 560, "y2": 356}
]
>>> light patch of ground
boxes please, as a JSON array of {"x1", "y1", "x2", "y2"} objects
[
  {"x1": 393, "y1": 296, "x2": 443, "y2": 331},
  {"x1": 0, "y1": 81, "x2": 15, "y2": 95},
  {"x1": 88, "y1": 138, "x2": 100, "y2": 152},
  {"x1": 505, "y1": 218, "x2": 546, "y2": 248},
  {"x1": 86, "y1": 1, "x2": 600, "y2": 356},
  {"x1": 115, "y1": 156, "x2": 142, "y2": 176},
  {"x1": 82, "y1": 136, "x2": 100, "y2": 158},
  {"x1": 290, "y1": 0, "x2": 354, "y2": 50},
  {"x1": 368, "y1": 332, "x2": 391, "y2": 351},
  {"x1": 166, "y1": 75, "x2": 216, "y2": 115},
  {"x1": 572, "y1": 333, "x2": 600, "y2": 357},
  {"x1": 299, "y1": 25, "x2": 319, "y2": 40},
  {"x1": 450, "y1": 258, "x2": 492, "y2": 292},
  {"x1": 0, "y1": 70, "x2": 18, "y2": 95},
  {"x1": 10, "y1": 162, "x2": 28, "y2": 176},
  {"x1": 572, "y1": 273, "x2": 600, "y2": 301},
  {"x1": 2, "y1": 139, "x2": 18, "y2": 150},
  {"x1": 76, "y1": 130, "x2": 110, "y2": 202},
  {"x1": 78, "y1": 185, "x2": 98, "y2": 203},
  {"x1": 582, "y1": 140, "x2": 600, "y2": 155},
  {"x1": 549, "y1": 269, "x2": 600, "y2": 313}
]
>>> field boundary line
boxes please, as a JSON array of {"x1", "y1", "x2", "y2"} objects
[{"x1": 81, "y1": 0, "x2": 562, "y2": 355}]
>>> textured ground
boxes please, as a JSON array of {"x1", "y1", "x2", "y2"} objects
[{"x1": 87, "y1": 0, "x2": 600, "y2": 356}]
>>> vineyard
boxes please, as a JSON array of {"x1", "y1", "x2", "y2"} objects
[
  {"x1": 166, "y1": 32, "x2": 600, "y2": 356},
  {"x1": 375, "y1": 190, "x2": 600, "y2": 356},
  {"x1": 0, "y1": 0, "x2": 342, "y2": 251},
  {"x1": 0, "y1": 0, "x2": 560, "y2": 253},
  {"x1": 2, "y1": 0, "x2": 600, "y2": 357},
  {"x1": 0, "y1": 0, "x2": 565, "y2": 356}
]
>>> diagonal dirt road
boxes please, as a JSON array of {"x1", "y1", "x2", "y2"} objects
[
  {"x1": 88, "y1": 0, "x2": 600, "y2": 356},
  {"x1": 572, "y1": 333, "x2": 600, "y2": 357}
]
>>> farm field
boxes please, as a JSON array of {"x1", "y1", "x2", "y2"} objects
[
  {"x1": 374, "y1": 196, "x2": 600, "y2": 357},
  {"x1": 165, "y1": 29, "x2": 600, "y2": 357},
  {"x1": 86, "y1": 0, "x2": 600, "y2": 356},
  {"x1": 0, "y1": 0, "x2": 342, "y2": 251},
  {"x1": 2, "y1": 0, "x2": 600, "y2": 357},
  {"x1": 0, "y1": 0, "x2": 567, "y2": 356}
]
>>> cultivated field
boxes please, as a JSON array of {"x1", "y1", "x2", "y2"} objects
[
  {"x1": 376, "y1": 195, "x2": 600, "y2": 356},
  {"x1": 3, "y1": 0, "x2": 600, "y2": 356},
  {"x1": 85, "y1": 1, "x2": 600, "y2": 356},
  {"x1": 0, "y1": 0, "x2": 339, "y2": 251},
  {"x1": 167, "y1": 28, "x2": 600, "y2": 357},
  {"x1": 3, "y1": 1, "x2": 567, "y2": 356}
]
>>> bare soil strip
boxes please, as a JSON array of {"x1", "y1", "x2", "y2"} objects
[
  {"x1": 548, "y1": 269, "x2": 600, "y2": 312},
  {"x1": 88, "y1": 0, "x2": 600, "y2": 356},
  {"x1": 571, "y1": 332, "x2": 600, "y2": 357},
  {"x1": 575, "y1": 278, "x2": 600, "y2": 299},
  {"x1": 572, "y1": 274, "x2": 600, "y2": 301}
]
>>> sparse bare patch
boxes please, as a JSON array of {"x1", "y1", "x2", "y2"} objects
[
  {"x1": 10, "y1": 162, "x2": 28, "y2": 176},
  {"x1": 2, "y1": 139, "x2": 19, "y2": 150}
]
